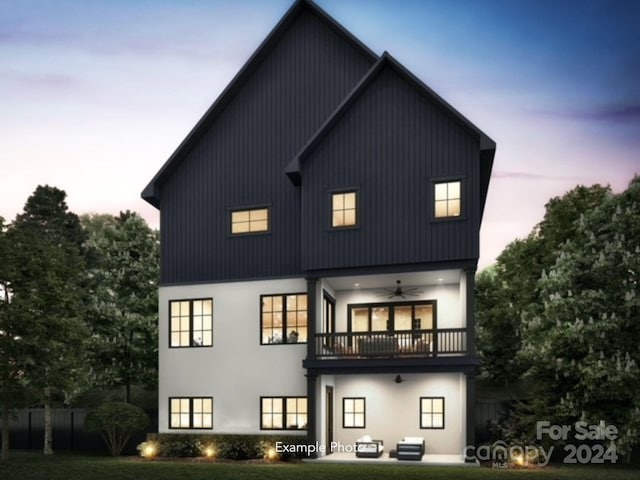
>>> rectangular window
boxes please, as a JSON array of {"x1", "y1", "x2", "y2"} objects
[
  {"x1": 343, "y1": 397, "x2": 366, "y2": 428},
  {"x1": 420, "y1": 396, "x2": 445, "y2": 429},
  {"x1": 332, "y1": 191, "x2": 357, "y2": 227},
  {"x1": 231, "y1": 208, "x2": 269, "y2": 234},
  {"x1": 169, "y1": 397, "x2": 213, "y2": 429},
  {"x1": 169, "y1": 299, "x2": 213, "y2": 347},
  {"x1": 261, "y1": 293, "x2": 307, "y2": 344},
  {"x1": 261, "y1": 397, "x2": 307, "y2": 430},
  {"x1": 347, "y1": 301, "x2": 435, "y2": 333},
  {"x1": 434, "y1": 181, "x2": 461, "y2": 218}
]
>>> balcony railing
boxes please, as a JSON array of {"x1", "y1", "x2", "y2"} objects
[{"x1": 313, "y1": 328, "x2": 467, "y2": 359}]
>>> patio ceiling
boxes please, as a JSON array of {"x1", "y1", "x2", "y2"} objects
[{"x1": 325, "y1": 270, "x2": 461, "y2": 291}]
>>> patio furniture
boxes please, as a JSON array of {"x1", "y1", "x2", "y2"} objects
[
  {"x1": 355, "y1": 435, "x2": 384, "y2": 458},
  {"x1": 358, "y1": 337, "x2": 396, "y2": 356},
  {"x1": 396, "y1": 436, "x2": 425, "y2": 461}
]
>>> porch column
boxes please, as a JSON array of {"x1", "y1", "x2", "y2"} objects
[
  {"x1": 305, "y1": 278, "x2": 318, "y2": 457},
  {"x1": 465, "y1": 268, "x2": 476, "y2": 356},
  {"x1": 465, "y1": 371, "x2": 476, "y2": 462},
  {"x1": 306, "y1": 278, "x2": 317, "y2": 360},
  {"x1": 306, "y1": 371, "x2": 318, "y2": 458}
]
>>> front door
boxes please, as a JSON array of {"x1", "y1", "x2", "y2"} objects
[{"x1": 325, "y1": 386, "x2": 334, "y2": 453}]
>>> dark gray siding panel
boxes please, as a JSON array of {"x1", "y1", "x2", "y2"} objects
[
  {"x1": 301, "y1": 67, "x2": 481, "y2": 271},
  {"x1": 160, "y1": 9, "x2": 373, "y2": 284}
]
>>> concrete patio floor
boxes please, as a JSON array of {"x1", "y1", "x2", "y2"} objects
[{"x1": 305, "y1": 452, "x2": 479, "y2": 467}]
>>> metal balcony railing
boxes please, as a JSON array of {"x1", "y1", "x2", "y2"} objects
[{"x1": 313, "y1": 328, "x2": 467, "y2": 359}]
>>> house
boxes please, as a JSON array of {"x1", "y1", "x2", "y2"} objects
[{"x1": 142, "y1": 0, "x2": 494, "y2": 462}]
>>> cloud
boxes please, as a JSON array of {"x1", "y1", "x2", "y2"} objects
[
  {"x1": 491, "y1": 171, "x2": 583, "y2": 181},
  {"x1": 532, "y1": 104, "x2": 640, "y2": 124},
  {"x1": 0, "y1": 24, "x2": 76, "y2": 47},
  {"x1": 0, "y1": 69, "x2": 79, "y2": 89}
]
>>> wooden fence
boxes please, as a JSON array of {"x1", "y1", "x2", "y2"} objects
[{"x1": 475, "y1": 399, "x2": 509, "y2": 443}]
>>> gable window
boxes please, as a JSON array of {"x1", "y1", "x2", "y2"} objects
[
  {"x1": 332, "y1": 191, "x2": 357, "y2": 227},
  {"x1": 261, "y1": 396, "x2": 307, "y2": 430},
  {"x1": 231, "y1": 208, "x2": 269, "y2": 234},
  {"x1": 170, "y1": 299, "x2": 213, "y2": 347},
  {"x1": 169, "y1": 397, "x2": 213, "y2": 429},
  {"x1": 420, "y1": 396, "x2": 445, "y2": 429},
  {"x1": 343, "y1": 397, "x2": 366, "y2": 428},
  {"x1": 434, "y1": 181, "x2": 461, "y2": 218},
  {"x1": 261, "y1": 294, "x2": 307, "y2": 344}
]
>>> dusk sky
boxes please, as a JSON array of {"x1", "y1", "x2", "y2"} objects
[{"x1": 1, "y1": 0, "x2": 638, "y2": 269}]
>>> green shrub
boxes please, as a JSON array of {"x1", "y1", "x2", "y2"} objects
[
  {"x1": 159, "y1": 437, "x2": 203, "y2": 457},
  {"x1": 216, "y1": 435, "x2": 262, "y2": 460},
  {"x1": 85, "y1": 402, "x2": 150, "y2": 456},
  {"x1": 146, "y1": 433, "x2": 308, "y2": 460}
]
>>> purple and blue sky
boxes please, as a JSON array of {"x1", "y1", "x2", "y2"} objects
[{"x1": 1, "y1": 0, "x2": 638, "y2": 268}]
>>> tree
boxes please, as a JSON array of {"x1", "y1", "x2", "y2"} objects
[
  {"x1": 522, "y1": 177, "x2": 640, "y2": 458},
  {"x1": 0, "y1": 217, "x2": 31, "y2": 462},
  {"x1": 82, "y1": 211, "x2": 159, "y2": 403},
  {"x1": 476, "y1": 184, "x2": 611, "y2": 385},
  {"x1": 476, "y1": 236, "x2": 541, "y2": 384},
  {"x1": 85, "y1": 402, "x2": 149, "y2": 456},
  {"x1": 0, "y1": 215, "x2": 10, "y2": 462},
  {"x1": 8, "y1": 186, "x2": 88, "y2": 455}
]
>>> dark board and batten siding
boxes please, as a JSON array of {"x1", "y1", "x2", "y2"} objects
[
  {"x1": 160, "y1": 9, "x2": 374, "y2": 285},
  {"x1": 301, "y1": 66, "x2": 481, "y2": 272}
]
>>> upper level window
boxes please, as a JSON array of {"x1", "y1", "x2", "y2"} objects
[
  {"x1": 348, "y1": 301, "x2": 435, "y2": 333},
  {"x1": 170, "y1": 299, "x2": 213, "y2": 347},
  {"x1": 434, "y1": 181, "x2": 461, "y2": 218},
  {"x1": 231, "y1": 208, "x2": 269, "y2": 234},
  {"x1": 332, "y1": 191, "x2": 357, "y2": 227},
  {"x1": 261, "y1": 294, "x2": 308, "y2": 344}
]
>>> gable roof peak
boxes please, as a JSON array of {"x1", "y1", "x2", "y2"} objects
[{"x1": 142, "y1": 0, "x2": 377, "y2": 208}]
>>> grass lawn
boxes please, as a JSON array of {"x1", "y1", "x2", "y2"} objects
[{"x1": 0, "y1": 451, "x2": 638, "y2": 480}]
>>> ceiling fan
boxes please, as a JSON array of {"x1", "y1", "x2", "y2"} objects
[{"x1": 378, "y1": 280, "x2": 423, "y2": 299}]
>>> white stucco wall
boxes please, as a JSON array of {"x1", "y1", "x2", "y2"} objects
[
  {"x1": 158, "y1": 278, "x2": 307, "y2": 435},
  {"x1": 330, "y1": 372, "x2": 466, "y2": 455}
]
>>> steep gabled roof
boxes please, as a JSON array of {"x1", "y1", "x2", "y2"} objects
[
  {"x1": 141, "y1": 0, "x2": 378, "y2": 208},
  {"x1": 285, "y1": 51, "x2": 495, "y2": 218}
]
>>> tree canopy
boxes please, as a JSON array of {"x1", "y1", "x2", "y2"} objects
[
  {"x1": 6, "y1": 185, "x2": 89, "y2": 454},
  {"x1": 477, "y1": 184, "x2": 610, "y2": 384},
  {"x1": 477, "y1": 177, "x2": 640, "y2": 457},
  {"x1": 0, "y1": 186, "x2": 159, "y2": 460},
  {"x1": 83, "y1": 211, "x2": 159, "y2": 402},
  {"x1": 522, "y1": 177, "x2": 640, "y2": 455}
]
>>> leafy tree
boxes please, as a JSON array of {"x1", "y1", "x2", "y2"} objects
[
  {"x1": 476, "y1": 236, "x2": 541, "y2": 384},
  {"x1": 7, "y1": 186, "x2": 88, "y2": 455},
  {"x1": 477, "y1": 184, "x2": 611, "y2": 385},
  {"x1": 85, "y1": 402, "x2": 150, "y2": 456},
  {"x1": 522, "y1": 177, "x2": 640, "y2": 458},
  {"x1": 0, "y1": 217, "x2": 31, "y2": 462},
  {"x1": 82, "y1": 211, "x2": 159, "y2": 403}
]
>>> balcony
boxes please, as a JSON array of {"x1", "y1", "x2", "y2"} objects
[{"x1": 312, "y1": 328, "x2": 467, "y2": 359}]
